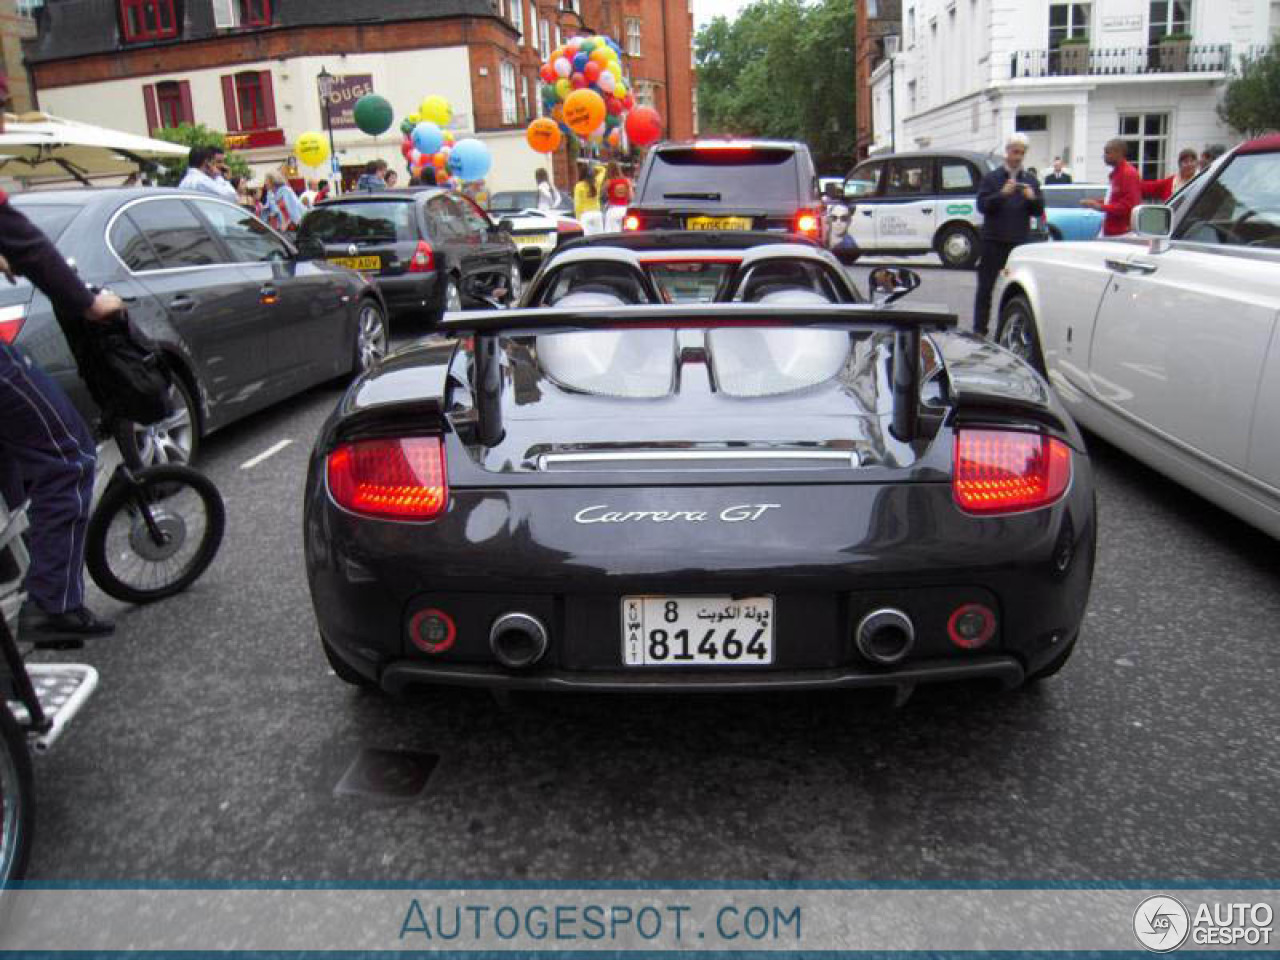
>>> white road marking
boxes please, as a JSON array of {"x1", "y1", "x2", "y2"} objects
[{"x1": 240, "y1": 438, "x2": 294, "y2": 470}]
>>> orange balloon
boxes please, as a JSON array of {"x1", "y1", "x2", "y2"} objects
[
  {"x1": 590, "y1": 48, "x2": 610, "y2": 65},
  {"x1": 433, "y1": 152, "x2": 447, "y2": 168},
  {"x1": 550, "y1": 103, "x2": 565, "y2": 122},
  {"x1": 526, "y1": 117, "x2": 563, "y2": 154},
  {"x1": 563, "y1": 88, "x2": 606, "y2": 138}
]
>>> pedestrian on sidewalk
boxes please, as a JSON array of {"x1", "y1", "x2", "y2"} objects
[
  {"x1": 355, "y1": 161, "x2": 386, "y2": 192},
  {"x1": 1141, "y1": 147, "x2": 1198, "y2": 202},
  {"x1": 973, "y1": 133, "x2": 1044, "y2": 338},
  {"x1": 263, "y1": 171, "x2": 304, "y2": 234},
  {"x1": 535, "y1": 168, "x2": 561, "y2": 210},
  {"x1": 1044, "y1": 157, "x2": 1072, "y2": 185},
  {"x1": 603, "y1": 162, "x2": 632, "y2": 233},
  {"x1": 1081, "y1": 139, "x2": 1141, "y2": 238},
  {"x1": 574, "y1": 164, "x2": 603, "y2": 235},
  {"x1": 178, "y1": 146, "x2": 237, "y2": 200}
]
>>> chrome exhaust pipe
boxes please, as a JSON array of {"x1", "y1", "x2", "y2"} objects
[
  {"x1": 489, "y1": 612, "x2": 549, "y2": 669},
  {"x1": 856, "y1": 608, "x2": 915, "y2": 666}
]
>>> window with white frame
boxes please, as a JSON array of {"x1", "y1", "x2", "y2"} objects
[
  {"x1": 529, "y1": 3, "x2": 537, "y2": 47},
  {"x1": 1049, "y1": 2, "x2": 1089, "y2": 49},
  {"x1": 509, "y1": 0, "x2": 523, "y2": 36},
  {"x1": 907, "y1": 6, "x2": 916, "y2": 46},
  {"x1": 563, "y1": 0, "x2": 579, "y2": 12},
  {"x1": 520, "y1": 74, "x2": 530, "y2": 121},
  {"x1": 626, "y1": 17, "x2": 642, "y2": 56},
  {"x1": 1149, "y1": 1, "x2": 1191, "y2": 44},
  {"x1": 555, "y1": 25, "x2": 562, "y2": 48},
  {"x1": 1119, "y1": 112, "x2": 1168, "y2": 180},
  {"x1": 500, "y1": 61, "x2": 518, "y2": 124},
  {"x1": 539, "y1": 16, "x2": 551, "y2": 58}
]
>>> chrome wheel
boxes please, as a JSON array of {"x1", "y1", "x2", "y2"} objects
[
  {"x1": 941, "y1": 229, "x2": 974, "y2": 265},
  {"x1": 999, "y1": 303, "x2": 1035, "y2": 361},
  {"x1": 130, "y1": 383, "x2": 196, "y2": 467},
  {"x1": 356, "y1": 301, "x2": 387, "y2": 372}
]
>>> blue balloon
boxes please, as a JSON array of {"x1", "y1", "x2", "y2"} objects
[
  {"x1": 447, "y1": 137, "x2": 492, "y2": 180},
  {"x1": 412, "y1": 121, "x2": 444, "y2": 155},
  {"x1": 572, "y1": 52, "x2": 590, "y2": 72}
]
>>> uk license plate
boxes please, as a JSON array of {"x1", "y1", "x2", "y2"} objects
[
  {"x1": 329, "y1": 256, "x2": 381, "y2": 271},
  {"x1": 621, "y1": 596, "x2": 774, "y2": 666},
  {"x1": 513, "y1": 233, "x2": 553, "y2": 247},
  {"x1": 686, "y1": 216, "x2": 753, "y2": 231}
]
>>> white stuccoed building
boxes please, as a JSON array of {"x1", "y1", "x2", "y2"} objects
[{"x1": 868, "y1": 1, "x2": 1275, "y2": 181}]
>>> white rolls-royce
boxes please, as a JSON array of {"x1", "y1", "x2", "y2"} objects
[{"x1": 993, "y1": 135, "x2": 1280, "y2": 538}]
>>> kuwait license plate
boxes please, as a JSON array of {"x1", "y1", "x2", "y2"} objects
[
  {"x1": 329, "y1": 256, "x2": 381, "y2": 271},
  {"x1": 513, "y1": 233, "x2": 552, "y2": 247},
  {"x1": 622, "y1": 596, "x2": 774, "y2": 667},
  {"x1": 686, "y1": 216, "x2": 753, "y2": 231}
]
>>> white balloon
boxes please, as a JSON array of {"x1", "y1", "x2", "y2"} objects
[
  {"x1": 598, "y1": 71, "x2": 617, "y2": 93},
  {"x1": 554, "y1": 57, "x2": 572, "y2": 78}
]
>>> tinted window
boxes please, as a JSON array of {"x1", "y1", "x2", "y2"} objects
[
  {"x1": 846, "y1": 161, "x2": 882, "y2": 198},
  {"x1": 1175, "y1": 153, "x2": 1280, "y2": 249},
  {"x1": 885, "y1": 158, "x2": 932, "y2": 197},
  {"x1": 10, "y1": 203, "x2": 80, "y2": 243},
  {"x1": 124, "y1": 200, "x2": 224, "y2": 269},
  {"x1": 455, "y1": 196, "x2": 492, "y2": 238},
  {"x1": 939, "y1": 161, "x2": 978, "y2": 194},
  {"x1": 298, "y1": 201, "x2": 416, "y2": 244},
  {"x1": 641, "y1": 147, "x2": 801, "y2": 207},
  {"x1": 1042, "y1": 186, "x2": 1107, "y2": 207},
  {"x1": 426, "y1": 195, "x2": 467, "y2": 240},
  {"x1": 109, "y1": 215, "x2": 161, "y2": 272},
  {"x1": 193, "y1": 200, "x2": 289, "y2": 262}
]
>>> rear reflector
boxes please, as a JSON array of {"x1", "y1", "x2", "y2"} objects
[
  {"x1": 409, "y1": 608, "x2": 456, "y2": 654},
  {"x1": 327, "y1": 437, "x2": 447, "y2": 520},
  {"x1": 953, "y1": 429, "x2": 1072, "y2": 515},
  {"x1": 947, "y1": 603, "x2": 996, "y2": 649},
  {"x1": 0, "y1": 304, "x2": 27, "y2": 344}
]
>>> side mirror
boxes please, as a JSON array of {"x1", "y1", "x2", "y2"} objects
[
  {"x1": 1133, "y1": 204, "x2": 1173, "y2": 253},
  {"x1": 296, "y1": 237, "x2": 324, "y2": 260},
  {"x1": 869, "y1": 267, "x2": 922, "y2": 306}
]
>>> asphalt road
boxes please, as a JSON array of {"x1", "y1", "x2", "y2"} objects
[{"x1": 26, "y1": 270, "x2": 1280, "y2": 882}]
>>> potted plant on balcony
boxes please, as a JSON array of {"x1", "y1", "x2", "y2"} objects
[
  {"x1": 1058, "y1": 34, "x2": 1090, "y2": 76},
  {"x1": 1159, "y1": 32, "x2": 1193, "y2": 72}
]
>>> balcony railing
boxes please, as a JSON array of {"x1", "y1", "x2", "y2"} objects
[{"x1": 1009, "y1": 43, "x2": 1232, "y2": 80}]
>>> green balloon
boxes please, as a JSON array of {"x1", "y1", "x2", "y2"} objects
[
  {"x1": 580, "y1": 38, "x2": 596, "y2": 53},
  {"x1": 400, "y1": 118, "x2": 415, "y2": 135},
  {"x1": 354, "y1": 94, "x2": 395, "y2": 136}
]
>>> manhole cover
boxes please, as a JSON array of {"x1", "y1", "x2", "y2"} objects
[{"x1": 334, "y1": 748, "x2": 439, "y2": 802}]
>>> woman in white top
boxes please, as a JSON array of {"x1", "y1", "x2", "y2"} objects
[{"x1": 535, "y1": 168, "x2": 561, "y2": 211}]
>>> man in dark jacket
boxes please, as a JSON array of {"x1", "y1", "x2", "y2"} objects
[
  {"x1": 0, "y1": 193, "x2": 123, "y2": 645},
  {"x1": 973, "y1": 133, "x2": 1044, "y2": 337}
]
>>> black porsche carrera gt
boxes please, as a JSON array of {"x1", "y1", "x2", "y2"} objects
[{"x1": 303, "y1": 251, "x2": 1096, "y2": 702}]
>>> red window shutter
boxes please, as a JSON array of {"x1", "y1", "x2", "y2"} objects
[
  {"x1": 178, "y1": 80, "x2": 194, "y2": 125},
  {"x1": 142, "y1": 84, "x2": 159, "y2": 132},
  {"x1": 259, "y1": 70, "x2": 277, "y2": 128},
  {"x1": 221, "y1": 74, "x2": 240, "y2": 131}
]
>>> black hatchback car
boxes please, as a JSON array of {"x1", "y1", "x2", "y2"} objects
[
  {"x1": 622, "y1": 140, "x2": 824, "y2": 244},
  {"x1": 298, "y1": 190, "x2": 521, "y2": 323},
  {"x1": 2, "y1": 188, "x2": 386, "y2": 466}
]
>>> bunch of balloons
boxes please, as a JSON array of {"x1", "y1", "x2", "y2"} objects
[
  {"x1": 538, "y1": 34, "x2": 641, "y2": 144},
  {"x1": 393, "y1": 95, "x2": 496, "y2": 182}
]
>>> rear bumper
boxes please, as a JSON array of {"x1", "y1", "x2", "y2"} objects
[{"x1": 372, "y1": 272, "x2": 438, "y2": 310}]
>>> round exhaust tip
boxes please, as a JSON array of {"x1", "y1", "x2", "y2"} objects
[
  {"x1": 856, "y1": 608, "x2": 915, "y2": 666},
  {"x1": 489, "y1": 612, "x2": 549, "y2": 669}
]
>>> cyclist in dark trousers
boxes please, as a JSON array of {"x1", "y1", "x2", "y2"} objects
[
  {"x1": 0, "y1": 191, "x2": 123, "y2": 644},
  {"x1": 973, "y1": 133, "x2": 1044, "y2": 337}
]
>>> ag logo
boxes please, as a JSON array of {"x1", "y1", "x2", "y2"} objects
[{"x1": 1134, "y1": 895, "x2": 1190, "y2": 952}]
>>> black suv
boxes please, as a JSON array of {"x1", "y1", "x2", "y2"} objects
[
  {"x1": 298, "y1": 189, "x2": 520, "y2": 322},
  {"x1": 622, "y1": 140, "x2": 824, "y2": 243}
]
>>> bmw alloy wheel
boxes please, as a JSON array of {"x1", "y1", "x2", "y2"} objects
[
  {"x1": 356, "y1": 301, "x2": 387, "y2": 372},
  {"x1": 130, "y1": 382, "x2": 196, "y2": 466}
]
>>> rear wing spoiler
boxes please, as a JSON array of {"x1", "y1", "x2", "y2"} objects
[{"x1": 439, "y1": 303, "x2": 959, "y2": 448}]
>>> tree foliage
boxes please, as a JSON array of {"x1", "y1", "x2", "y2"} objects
[
  {"x1": 1218, "y1": 42, "x2": 1280, "y2": 138},
  {"x1": 152, "y1": 123, "x2": 252, "y2": 186},
  {"x1": 695, "y1": 0, "x2": 856, "y2": 173}
]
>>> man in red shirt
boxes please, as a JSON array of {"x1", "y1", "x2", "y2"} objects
[{"x1": 1081, "y1": 138, "x2": 1142, "y2": 237}]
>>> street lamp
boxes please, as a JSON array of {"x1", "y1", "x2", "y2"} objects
[{"x1": 317, "y1": 66, "x2": 339, "y2": 193}]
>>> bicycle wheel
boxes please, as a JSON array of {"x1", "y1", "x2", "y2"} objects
[
  {"x1": 0, "y1": 707, "x2": 33, "y2": 890},
  {"x1": 86, "y1": 465, "x2": 225, "y2": 605}
]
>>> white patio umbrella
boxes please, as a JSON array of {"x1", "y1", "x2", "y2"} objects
[{"x1": 0, "y1": 111, "x2": 189, "y2": 184}]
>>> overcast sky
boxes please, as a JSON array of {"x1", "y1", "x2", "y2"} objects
[{"x1": 692, "y1": 0, "x2": 756, "y2": 32}]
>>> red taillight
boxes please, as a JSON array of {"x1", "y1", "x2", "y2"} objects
[
  {"x1": 622, "y1": 212, "x2": 641, "y2": 231},
  {"x1": 407, "y1": 240, "x2": 435, "y2": 273},
  {"x1": 326, "y1": 437, "x2": 447, "y2": 521},
  {"x1": 0, "y1": 305, "x2": 27, "y2": 345},
  {"x1": 794, "y1": 210, "x2": 821, "y2": 238},
  {"x1": 952, "y1": 429, "x2": 1072, "y2": 515}
]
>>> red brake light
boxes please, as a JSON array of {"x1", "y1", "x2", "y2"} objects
[
  {"x1": 408, "y1": 240, "x2": 435, "y2": 272},
  {"x1": 623, "y1": 212, "x2": 641, "y2": 231},
  {"x1": 0, "y1": 305, "x2": 27, "y2": 344},
  {"x1": 794, "y1": 210, "x2": 821, "y2": 238},
  {"x1": 326, "y1": 437, "x2": 447, "y2": 520},
  {"x1": 953, "y1": 429, "x2": 1072, "y2": 515}
]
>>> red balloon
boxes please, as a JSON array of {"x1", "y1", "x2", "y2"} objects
[
  {"x1": 570, "y1": 72, "x2": 587, "y2": 89},
  {"x1": 539, "y1": 63, "x2": 555, "y2": 84},
  {"x1": 625, "y1": 105, "x2": 663, "y2": 146},
  {"x1": 400, "y1": 139, "x2": 413, "y2": 157},
  {"x1": 623, "y1": 93, "x2": 635, "y2": 111},
  {"x1": 583, "y1": 61, "x2": 602, "y2": 83},
  {"x1": 606, "y1": 96, "x2": 623, "y2": 115}
]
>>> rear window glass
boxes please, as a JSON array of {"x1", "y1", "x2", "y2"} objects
[
  {"x1": 299, "y1": 201, "x2": 416, "y2": 244},
  {"x1": 1042, "y1": 186, "x2": 1106, "y2": 207},
  {"x1": 11, "y1": 203, "x2": 80, "y2": 243},
  {"x1": 538, "y1": 262, "x2": 655, "y2": 306},
  {"x1": 646, "y1": 261, "x2": 732, "y2": 304},
  {"x1": 641, "y1": 148, "x2": 800, "y2": 207},
  {"x1": 490, "y1": 191, "x2": 539, "y2": 212}
]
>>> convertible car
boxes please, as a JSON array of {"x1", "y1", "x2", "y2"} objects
[
  {"x1": 303, "y1": 263, "x2": 1097, "y2": 701},
  {"x1": 994, "y1": 134, "x2": 1280, "y2": 539}
]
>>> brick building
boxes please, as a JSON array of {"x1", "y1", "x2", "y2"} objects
[
  {"x1": 19, "y1": 0, "x2": 693, "y2": 192},
  {"x1": 853, "y1": 0, "x2": 899, "y2": 160},
  {"x1": 0, "y1": 0, "x2": 36, "y2": 112}
]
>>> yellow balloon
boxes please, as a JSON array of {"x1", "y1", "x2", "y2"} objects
[
  {"x1": 607, "y1": 62, "x2": 622, "y2": 81},
  {"x1": 554, "y1": 77, "x2": 572, "y2": 100},
  {"x1": 420, "y1": 95, "x2": 452, "y2": 126},
  {"x1": 295, "y1": 131, "x2": 330, "y2": 168},
  {"x1": 614, "y1": 82, "x2": 628, "y2": 100},
  {"x1": 408, "y1": 112, "x2": 422, "y2": 123}
]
